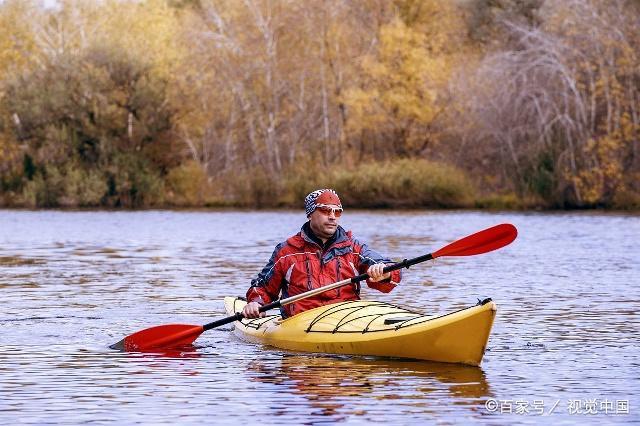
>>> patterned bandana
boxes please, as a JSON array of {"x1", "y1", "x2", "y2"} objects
[{"x1": 304, "y1": 189, "x2": 342, "y2": 217}]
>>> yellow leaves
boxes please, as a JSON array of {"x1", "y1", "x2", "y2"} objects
[
  {"x1": 341, "y1": 87, "x2": 383, "y2": 132},
  {"x1": 373, "y1": 16, "x2": 451, "y2": 86},
  {"x1": 618, "y1": 112, "x2": 639, "y2": 142},
  {"x1": 25, "y1": 0, "x2": 184, "y2": 81},
  {"x1": 343, "y1": 3, "x2": 465, "y2": 155},
  {"x1": 572, "y1": 135, "x2": 625, "y2": 205},
  {"x1": 0, "y1": 0, "x2": 38, "y2": 79},
  {"x1": 93, "y1": 0, "x2": 184, "y2": 80}
]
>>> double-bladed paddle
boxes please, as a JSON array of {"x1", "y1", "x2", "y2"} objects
[{"x1": 110, "y1": 223, "x2": 517, "y2": 351}]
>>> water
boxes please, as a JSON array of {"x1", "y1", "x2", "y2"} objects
[{"x1": 0, "y1": 210, "x2": 638, "y2": 424}]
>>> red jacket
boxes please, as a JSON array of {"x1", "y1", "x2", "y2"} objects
[{"x1": 247, "y1": 223, "x2": 401, "y2": 318}]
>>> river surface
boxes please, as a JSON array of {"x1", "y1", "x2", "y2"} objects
[{"x1": 0, "y1": 210, "x2": 638, "y2": 425}]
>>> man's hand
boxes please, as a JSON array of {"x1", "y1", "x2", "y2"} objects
[
  {"x1": 367, "y1": 263, "x2": 391, "y2": 282},
  {"x1": 242, "y1": 301, "x2": 265, "y2": 318}
]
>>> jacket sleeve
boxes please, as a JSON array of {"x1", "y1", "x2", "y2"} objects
[
  {"x1": 246, "y1": 242, "x2": 287, "y2": 305},
  {"x1": 353, "y1": 239, "x2": 401, "y2": 293}
]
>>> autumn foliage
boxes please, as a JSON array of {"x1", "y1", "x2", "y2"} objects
[{"x1": 0, "y1": 0, "x2": 638, "y2": 209}]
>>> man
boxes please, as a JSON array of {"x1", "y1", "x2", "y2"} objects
[{"x1": 243, "y1": 188, "x2": 401, "y2": 319}]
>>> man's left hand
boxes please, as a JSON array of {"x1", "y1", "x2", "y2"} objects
[{"x1": 367, "y1": 263, "x2": 391, "y2": 282}]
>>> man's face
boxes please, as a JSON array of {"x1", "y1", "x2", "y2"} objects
[{"x1": 308, "y1": 204, "x2": 342, "y2": 240}]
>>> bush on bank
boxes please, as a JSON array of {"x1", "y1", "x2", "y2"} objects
[
  {"x1": 208, "y1": 158, "x2": 476, "y2": 209},
  {"x1": 331, "y1": 159, "x2": 474, "y2": 208},
  {"x1": 3, "y1": 155, "x2": 638, "y2": 210}
]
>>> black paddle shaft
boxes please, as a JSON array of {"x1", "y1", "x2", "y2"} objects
[
  {"x1": 202, "y1": 252, "x2": 434, "y2": 332},
  {"x1": 336, "y1": 252, "x2": 434, "y2": 286}
]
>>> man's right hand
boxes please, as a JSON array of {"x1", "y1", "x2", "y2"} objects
[{"x1": 242, "y1": 301, "x2": 265, "y2": 318}]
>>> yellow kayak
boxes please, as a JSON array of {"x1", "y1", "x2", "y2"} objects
[{"x1": 224, "y1": 297, "x2": 497, "y2": 366}]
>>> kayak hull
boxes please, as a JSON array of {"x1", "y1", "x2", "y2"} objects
[{"x1": 224, "y1": 297, "x2": 497, "y2": 366}]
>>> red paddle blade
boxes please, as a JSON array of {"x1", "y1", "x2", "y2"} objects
[
  {"x1": 432, "y1": 223, "x2": 517, "y2": 258},
  {"x1": 110, "y1": 324, "x2": 204, "y2": 351}
]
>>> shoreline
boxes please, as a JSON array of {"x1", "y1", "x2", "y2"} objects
[{"x1": 0, "y1": 205, "x2": 638, "y2": 214}]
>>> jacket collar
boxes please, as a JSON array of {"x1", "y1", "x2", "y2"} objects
[{"x1": 289, "y1": 222, "x2": 349, "y2": 250}]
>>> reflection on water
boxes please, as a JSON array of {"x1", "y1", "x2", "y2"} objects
[
  {"x1": 0, "y1": 210, "x2": 638, "y2": 424},
  {"x1": 248, "y1": 355, "x2": 491, "y2": 419},
  {"x1": 0, "y1": 256, "x2": 46, "y2": 266},
  {"x1": 126, "y1": 345, "x2": 203, "y2": 359}
]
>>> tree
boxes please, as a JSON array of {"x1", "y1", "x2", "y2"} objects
[
  {"x1": 452, "y1": 0, "x2": 640, "y2": 206},
  {"x1": 3, "y1": 45, "x2": 176, "y2": 206},
  {"x1": 342, "y1": 0, "x2": 466, "y2": 160},
  {"x1": 0, "y1": 0, "x2": 41, "y2": 190}
]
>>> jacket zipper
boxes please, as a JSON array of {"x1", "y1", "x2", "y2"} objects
[
  {"x1": 317, "y1": 250, "x2": 323, "y2": 291},
  {"x1": 336, "y1": 258, "x2": 341, "y2": 297},
  {"x1": 305, "y1": 256, "x2": 313, "y2": 291}
]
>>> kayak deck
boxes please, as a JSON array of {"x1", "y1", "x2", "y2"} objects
[{"x1": 224, "y1": 297, "x2": 497, "y2": 366}]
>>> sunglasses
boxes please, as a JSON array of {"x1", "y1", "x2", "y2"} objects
[{"x1": 315, "y1": 204, "x2": 343, "y2": 217}]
